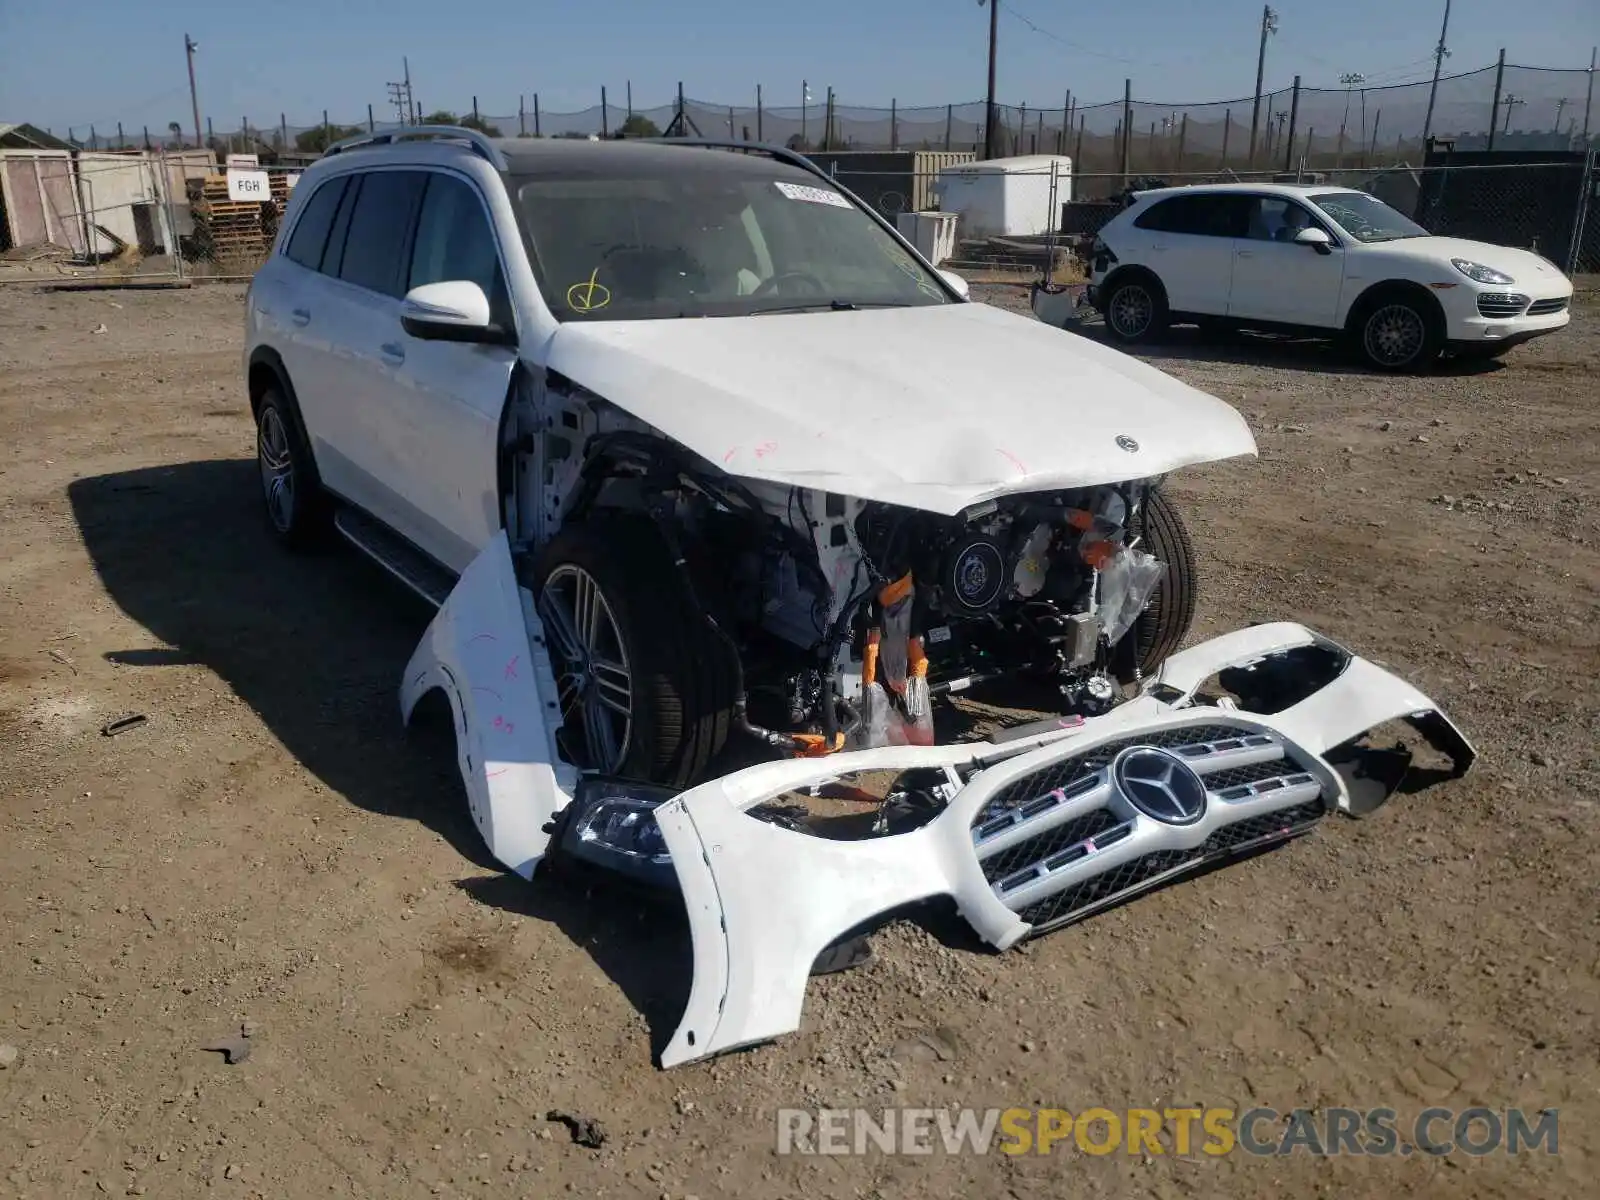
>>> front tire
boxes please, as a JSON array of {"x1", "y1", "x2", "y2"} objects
[
  {"x1": 255, "y1": 388, "x2": 328, "y2": 548},
  {"x1": 1355, "y1": 294, "x2": 1441, "y2": 372},
  {"x1": 1124, "y1": 487, "x2": 1198, "y2": 679},
  {"x1": 1103, "y1": 276, "x2": 1169, "y2": 344},
  {"x1": 531, "y1": 515, "x2": 738, "y2": 788}
]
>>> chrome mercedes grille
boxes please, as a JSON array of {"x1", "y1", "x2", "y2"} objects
[
  {"x1": 970, "y1": 721, "x2": 1330, "y2": 937},
  {"x1": 1477, "y1": 292, "x2": 1530, "y2": 318}
]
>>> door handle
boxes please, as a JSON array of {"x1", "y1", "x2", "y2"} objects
[
  {"x1": 380, "y1": 342, "x2": 406, "y2": 365},
  {"x1": 1236, "y1": 250, "x2": 1255, "y2": 258},
  {"x1": 290, "y1": 307, "x2": 310, "y2": 326}
]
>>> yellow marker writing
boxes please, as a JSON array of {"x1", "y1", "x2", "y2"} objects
[{"x1": 566, "y1": 268, "x2": 611, "y2": 313}]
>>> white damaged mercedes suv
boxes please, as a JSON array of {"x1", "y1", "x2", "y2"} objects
[{"x1": 244, "y1": 129, "x2": 1474, "y2": 1068}]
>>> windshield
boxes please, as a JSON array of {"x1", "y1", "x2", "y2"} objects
[
  {"x1": 1308, "y1": 191, "x2": 1429, "y2": 243},
  {"x1": 514, "y1": 155, "x2": 952, "y2": 321}
]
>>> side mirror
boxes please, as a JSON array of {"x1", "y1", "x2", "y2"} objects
[
  {"x1": 400, "y1": 280, "x2": 512, "y2": 344},
  {"x1": 937, "y1": 268, "x2": 971, "y2": 300},
  {"x1": 1293, "y1": 226, "x2": 1334, "y2": 255}
]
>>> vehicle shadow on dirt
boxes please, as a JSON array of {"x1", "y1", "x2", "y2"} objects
[
  {"x1": 67, "y1": 458, "x2": 505, "y2": 859},
  {"x1": 455, "y1": 870, "x2": 698, "y2": 1058},
  {"x1": 66, "y1": 456, "x2": 726, "y2": 1053}
]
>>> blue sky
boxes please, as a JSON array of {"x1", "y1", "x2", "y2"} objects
[{"x1": 1, "y1": 0, "x2": 1594, "y2": 135}]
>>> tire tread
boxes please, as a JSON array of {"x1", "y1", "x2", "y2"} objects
[{"x1": 1131, "y1": 487, "x2": 1198, "y2": 675}]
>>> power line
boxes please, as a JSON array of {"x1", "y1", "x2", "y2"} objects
[{"x1": 1001, "y1": 1, "x2": 1159, "y2": 67}]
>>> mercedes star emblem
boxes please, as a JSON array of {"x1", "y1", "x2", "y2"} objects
[{"x1": 1115, "y1": 747, "x2": 1207, "y2": 825}]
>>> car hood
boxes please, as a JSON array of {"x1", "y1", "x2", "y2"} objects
[
  {"x1": 543, "y1": 302, "x2": 1255, "y2": 514},
  {"x1": 1397, "y1": 236, "x2": 1571, "y2": 286}
]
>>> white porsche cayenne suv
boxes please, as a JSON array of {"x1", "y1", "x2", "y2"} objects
[
  {"x1": 241, "y1": 130, "x2": 1474, "y2": 1068},
  {"x1": 1076, "y1": 182, "x2": 1573, "y2": 370}
]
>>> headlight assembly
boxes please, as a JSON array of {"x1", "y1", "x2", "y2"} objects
[
  {"x1": 556, "y1": 777, "x2": 678, "y2": 887},
  {"x1": 1451, "y1": 258, "x2": 1516, "y2": 286}
]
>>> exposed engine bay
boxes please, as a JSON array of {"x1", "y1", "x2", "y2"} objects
[
  {"x1": 514, "y1": 411, "x2": 1176, "y2": 767},
  {"x1": 720, "y1": 476, "x2": 1170, "y2": 751}
]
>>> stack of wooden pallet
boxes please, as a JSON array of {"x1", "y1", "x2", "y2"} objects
[{"x1": 185, "y1": 171, "x2": 295, "y2": 264}]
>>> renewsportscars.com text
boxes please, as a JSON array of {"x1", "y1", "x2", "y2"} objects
[{"x1": 775, "y1": 1106, "x2": 1560, "y2": 1157}]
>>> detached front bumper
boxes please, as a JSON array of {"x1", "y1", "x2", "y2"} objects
[
  {"x1": 652, "y1": 622, "x2": 1474, "y2": 1067},
  {"x1": 400, "y1": 541, "x2": 1475, "y2": 1070}
]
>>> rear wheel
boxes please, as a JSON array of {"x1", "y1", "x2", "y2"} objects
[
  {"x1": 530, "y1": 515, "x2": 739, "y2": 787},
  {"x1": 1103, "y1": 276, "x2": 1169, "y2": 343},
  {"x1": 1124, "y1": 487, "x2": 1198, "y2": 679},
  {"x1": 254, "y1": 387, "x2": 329, "y2": 548}
]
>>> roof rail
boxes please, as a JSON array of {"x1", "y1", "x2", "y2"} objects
[
  {"x1": 636, "y1": 137, "x2": 818, "y2": 177},
  {"x1": 323, "y1": 124, "x2": 508, "y2": 170}
]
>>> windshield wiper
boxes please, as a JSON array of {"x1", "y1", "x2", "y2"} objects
[
  {"x1": 752, "y1": 299, "x2": 921, "y2": 315},
  {"x1": 752, "y1": 299, "x2": 863, "y2": 314}
]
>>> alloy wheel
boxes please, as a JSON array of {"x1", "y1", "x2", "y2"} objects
[
  {"x1": 1109, "y1": 284, "x2": 1154, "y2": 339},
  {"x1": 539, "y1": 565, "x2": 635, "y2": 772},
  {"x1": 1364, "y1": 303, "x2": 1425, "y2": 368},
  {"x1": 257, "y1": 406, "x2": 296, "y2": 533}
]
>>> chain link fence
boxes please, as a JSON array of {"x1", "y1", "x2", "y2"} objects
[
  {"x1": 3, "y1": 59, "x2": 1595, "y2": 285},
  {"x1": 47, "y1": 59, "x2": 1590, "y2": 160}
]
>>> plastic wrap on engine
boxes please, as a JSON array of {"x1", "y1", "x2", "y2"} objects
[{"x1": 1098, "y1": 547, "x2": 1165, "y2": 644}]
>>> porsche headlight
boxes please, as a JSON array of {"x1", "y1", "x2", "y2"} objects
[
  {"x1": 1451, "y1": 258, "x2": 1516, "y2": 286},
  {"x1": 556, "y1": 777, "x2": 677, "y2": 887}
]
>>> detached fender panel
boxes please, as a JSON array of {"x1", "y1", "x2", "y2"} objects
[{"x1": 400, "y1": 529, "x2": 577, "y2": 878}]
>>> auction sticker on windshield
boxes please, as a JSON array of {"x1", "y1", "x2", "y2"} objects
[{"x1": 774, "y1": 181, "x2": 853, "y2": 208}]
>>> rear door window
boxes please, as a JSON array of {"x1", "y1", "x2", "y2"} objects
[
  {"x1": 319, "y1": 174, "x2": 360, "y2": 278},
  {"x1": 1133, "y1": 194, "x2": 1248, "y2": 238},
  {"x1": 284, "y1": 177, "x2": 347, "y2": 269},
  {"x1": 336, "y1": 170, "x2": 428, "y2": 297}
]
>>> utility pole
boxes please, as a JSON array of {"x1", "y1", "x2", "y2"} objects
[
  {"x1": 1584, "y1": 46, "x2": 1596, "y2": 141},
  {"x1": 1487, "y1": 48, "x2": 1506, "y2": 150},
  {"x1": 1499, "y1": 93, "x2": 1524, "y2": 135},
  {"x1": 1247, "y1": 5, "x2": 1279, "y2": 167},
  {"x1": 386, "y1": 58, "x2": 415, "y2": 125},
  {"x1": 1421, "y1": 0, "x2": 1451, "y2": 143},
  {"x1": 1272, "y1": 108, "x2": 1289, "y2": 158},
  {"x1": 980, "y1": 0, "x2": 1000, "y2": 159},
  {"x1": 1339, "y1": 72, "x2": 1366, "y2": 164},
  {"x1": 184, "y1": 33, "x2": 203, "y2": 151},
  {"x1": 1554, "y1": 97, "x2": 1568, "y2": 133}
]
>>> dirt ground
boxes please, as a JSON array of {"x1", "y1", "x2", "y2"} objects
[{"x1": 1, "y1": 280, "x2": 1596, "y2": 1200}]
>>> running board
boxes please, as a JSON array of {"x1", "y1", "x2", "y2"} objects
[{"x1": 334, "y1": 508, "x2": 457, "y2": 608}]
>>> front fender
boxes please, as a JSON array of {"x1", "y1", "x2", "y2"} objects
[{"x1": 400, "y1": 530, "x2": 577, "y2": 878}]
